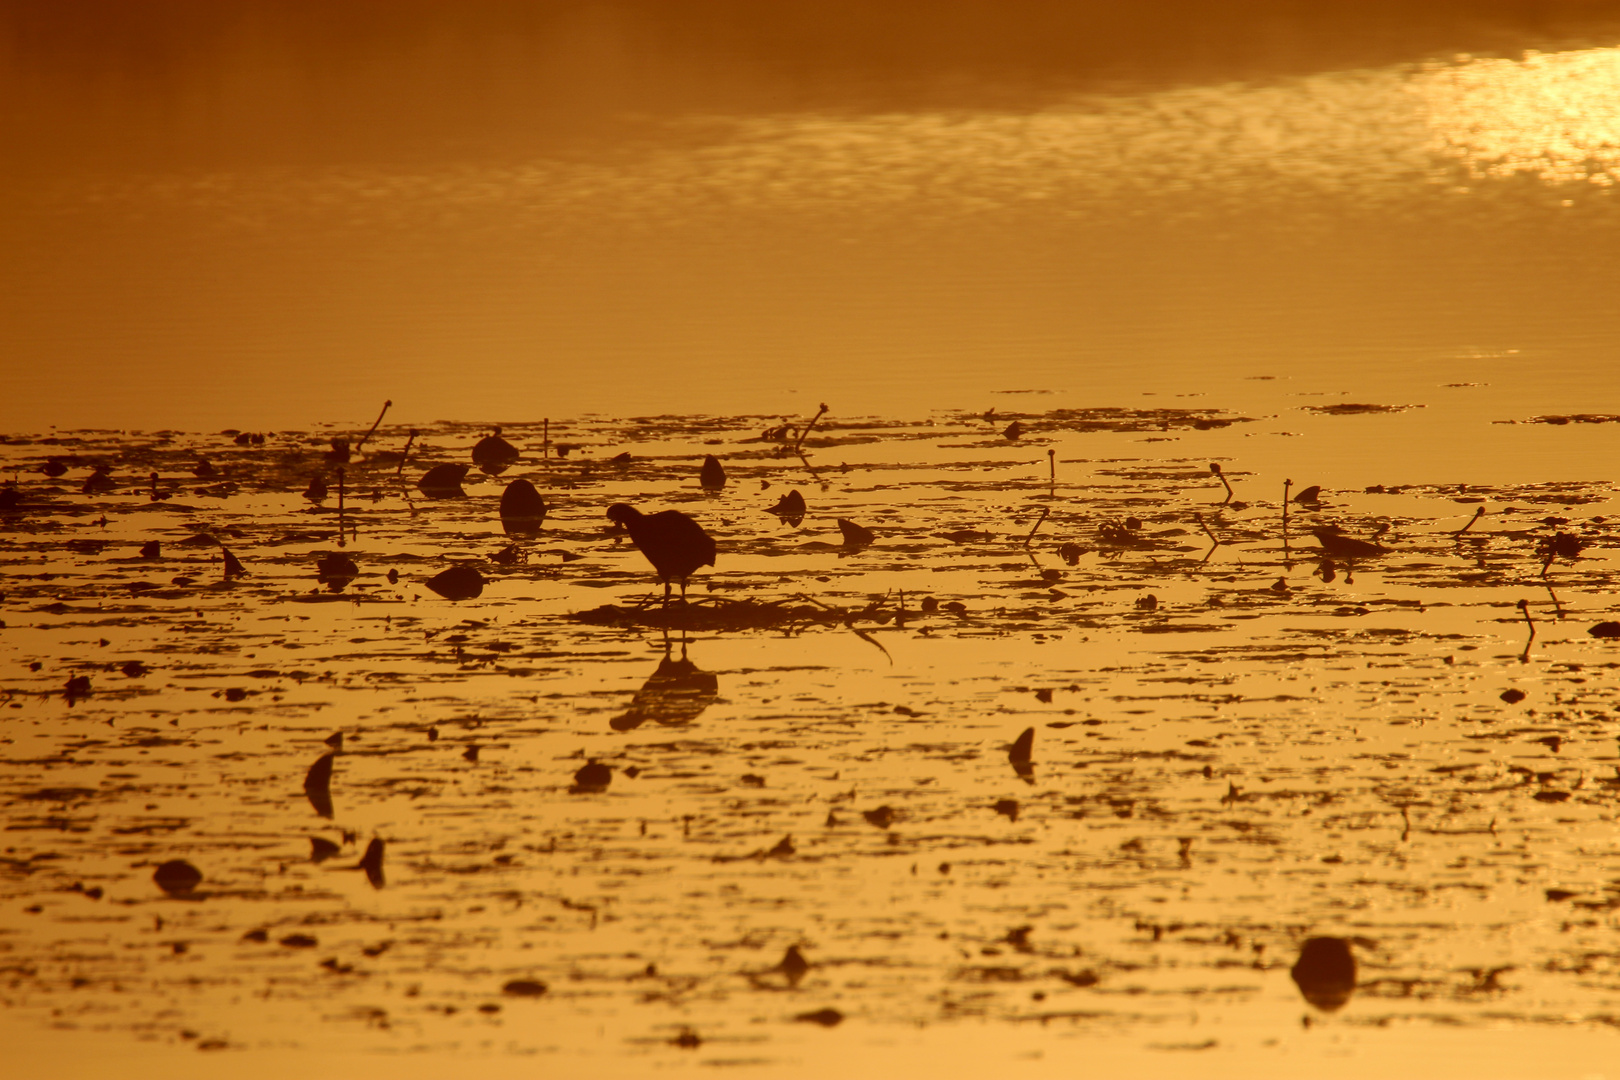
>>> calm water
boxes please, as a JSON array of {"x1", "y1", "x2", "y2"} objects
[
  {"x1": 3, "y1": 3, "x2": 1619, "y2": 433},
  {"x1": 5, "y1": 5, "x2": 1620, "y2": 1079}
]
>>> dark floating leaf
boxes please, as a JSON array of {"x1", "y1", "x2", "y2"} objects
[
  {"x1": 324, "y1": 731, "x2": 344, "y2": 750},
  {"x1": 769, "y1": 488, "x2": 807, "y2": 522},
  {"x1": 993, "y1": 799, "x2": 1019, "y2": 821},
  {"x1": 794, "y1": 1008, "x2": 844, "y2": 1027},
  {"x1": 426, "y1": 563, "x2": 485, "y2": 600},
  {"x1": 1500, "y1": 688, "x2": 1526, "y2": 704},
  {"x1": 780, "y1": 945, "x2": 810, "y2": 985},
  {"x1": 491, "y1": 543, "x2": 523, "y2": 566},
  {"x1": 82, "y1": 465, "x2": 115, "y2": 494},
  {"x1": 316, "y1": 552, "x2": 358, "y2": 592},
  {"x1": 499, "y1": 478, "x2": 548, "y2": 536},
  {"x1": 153, "y1": 859, "x2": 203, "y2": 897},
  {"x1": 1546, "y1": 889, "x2": 1578, "y2": 903},
  {"x1": 120, "y1": 661, "x2": 148, "y2": 678},
  {"x1": 837, "y1": 518, "x2": 875, "y2": 548},
  {"x1": 305, "y1": 753, "x2": 336, "y2": 819},
  {"x1": 280, "y1": 934, "x2": 319, "y2": 948},
  {"x1": 1534, "y1": 790, "x2": 1571, "y2": 803},
  {"x1": 357, "y1": 838, "x2": 385, "y2": 889},
  {"x1": 573, "y1": 760, "x2": 612, "y2": 791},
  {"x1": 472, "y1": 428, "x2": 520, "y2": 474},
  {"x1": 1009, "y1": 726, "x2": 1035, "y2": 782},
  {"x1": 672, "y1": 1029, "x2": 702, "y2": 1048},
  {"x1": 1057, "y1": 542, "x2": 1087, "y2": 564},
  {"x1": 222, "y1": 547, "x2": 246, "y2": 579},
  {"x1": 418, "y1": 463, "x2": 470, "y2": 498},
  {"x1": 700, "y1": 454, "x2": 727, "y2": 489},
  {"x1": 43, "y1": 457, "x2": 69, "y2": 478},
  {"x1": 863, "y1": 806, "x2": 897, "y2": 830},
  {"x1": 1588, "y1": 622, "x2": 1620, "y2": 639},
  {"x1": 1292, "y1": 485, "x2": 1322, "y2": 504},
  {"x1": 766, "y1": 835, "x2": 795, "y2": 858},
  {"x1": 193, "y1": 458, "x2": 217, "y2": 479},
  {"x1": 303, "y1": 473, "x2": 328, "y2": 502},
  {"x1": 502, "y1": 979, "x2": 548, "y2": 998},
  {"x1": 1001, "y1": 420, "x2": 1025, "y2": 441},
  {"x1": 138, "y1": 540, "x2": 161, "y2": 559},
  {"x1": 0, "y1": 484, "x2": 18, "y2": 511},
  {"x1": 64, "y1": 675, "x2": 92, "y2": 704},
  {"x1": 1290, "y1": 937, "x2": 1356, "y2": 1012},
  {"x1": 1009, "y1": 727, "x2": 1034, "y2": 764},
  {"x1": 310, "y1": 837, "x2": 341, "y2": 863}
]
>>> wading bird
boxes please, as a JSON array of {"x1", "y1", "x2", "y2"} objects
[{"x1": 607, "y1": 503, "x2": 716, "y2": 602}]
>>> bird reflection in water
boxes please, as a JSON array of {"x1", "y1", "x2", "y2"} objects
[
  {"x1": 611, "y1": 638, "x2": 719, "y2": 732},
  {"x1": 1291, "y1": 936, "x2": 1357, "y2": 1012}
]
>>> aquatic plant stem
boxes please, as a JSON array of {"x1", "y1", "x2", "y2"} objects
[
  {"x1": 793, "y1": 403, "x2": 828, "y2": 455},
  {"x1": 395, "y1": 429, "x2": 418, "y2": 479},
  {"x1": 354, "y1": 399, "x2": 392, "y2": 453},
  {"x1": 1023, "y1": 506, "x2": 1050, "y2": 547}
]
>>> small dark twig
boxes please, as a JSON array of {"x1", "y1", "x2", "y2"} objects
[
  {"x1": 1519, "y1": 599, "x2": 1535, "y2": 664},
  {"x1": 1023, "y1": 507, "x2": 1050, "y2": 547},
  {"x1": 354, "y1": 400, "x2": 392, "y2": 453},
  {"x1": 793, "y1": 403, "x2": 829, "y2": 454},
  {"x1": 395, "y1": 429, "x2": 418, "y2": 479},
  {"x1": 1194, "y1": 512, "x2": 1220, "y2": 546},
  {"x1": 1541, "y1": 579, "x2": 1564, "y2": 618}
]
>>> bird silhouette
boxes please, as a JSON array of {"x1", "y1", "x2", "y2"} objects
[
  {"x1": 611, "y1": 641, "x2": 719, "y2": 731},
  {"x1": 607, "y1": 503, "x2": 716, "y2": 602}
]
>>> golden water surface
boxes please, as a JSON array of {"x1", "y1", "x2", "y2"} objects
[{"x1": 4, "y1": 4, "x2": 1620, "y2": 1078}]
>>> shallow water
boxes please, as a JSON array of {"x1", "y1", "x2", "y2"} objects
[
  {"x1": 7, "y1": 5, "x2": 1620, "y2": 1078},
  {"x1": 5, "y1": 408, "x2": 1620, "y2": 1078}
]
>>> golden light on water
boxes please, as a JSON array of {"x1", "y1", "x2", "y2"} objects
[
  {"x1": 8, "y1": 8, "x2": 1620, "y2": 1078},
  {"x1": 1416, "y1": 45, "x2": 1620, "y2": 189}
]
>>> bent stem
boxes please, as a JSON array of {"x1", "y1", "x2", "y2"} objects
[
  {"x1": 354, "y1": 399, "x2": 392, "y2": 454},
  {"x1": 793, "y1": 403, "x2": 829, "y2": 454}
]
